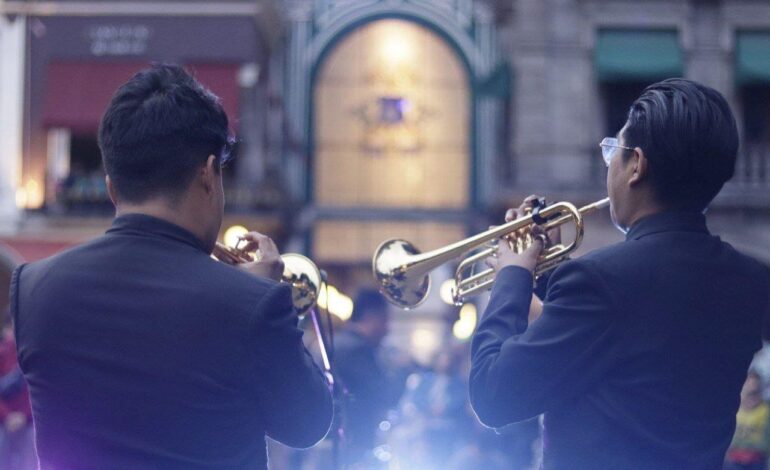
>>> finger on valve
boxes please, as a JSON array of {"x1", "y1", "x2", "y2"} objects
[
  {"x1": 529, "y1": 225, "x2": 549, "y2": 253},
  {"x1": 239, "y1": 232, "x2": 280, "y2": 259}
]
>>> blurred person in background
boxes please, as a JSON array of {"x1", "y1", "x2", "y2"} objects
[
  {"x1": 10, "y1": 64, "x2": 331, "y2": 470},
  {"x1": 751, "y1": 343, "x2": 770, "y2": 402},
  {"x1": 399, "y1": 348, "x2": 470, "y2": 466},
  {"x1": 0, "y1": 311, "x2": 36, "y2": 470},
  {"x1": 725, "y1": 371, "x2": 770, "y2": 470},
  {"x1": 471, "y1": 78, "x2": 770, "y2": 469},
  {"x1": 334, "y1": 288, "x2": 410, "y2": 466}
]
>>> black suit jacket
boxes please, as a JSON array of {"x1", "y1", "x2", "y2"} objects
[
  {"x1": 470, "y1": 211, "x2": 770, "y2": 470},
  {"x1": 10, "y1": 214, "x2": 332, "y2": 470}
]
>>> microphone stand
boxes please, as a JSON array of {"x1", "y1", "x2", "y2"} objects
[{"x1": 310, "y1": 272, "x2": 348, "y2": 470}]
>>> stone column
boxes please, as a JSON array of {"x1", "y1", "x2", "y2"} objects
[
  {"x1": 510, "y1": 0, "x2": 550, "y2": 187},
  {"x1": 511, "y1": 0, "x2": 596, "y2": 192},
  {"x1": 687, "y1": 2, "x2": 732, "y2": 101},
  {"x1": 546, "y1": 0, "x2": 597, "y2": 189},
  {"x1": 0, "y1": 15, "x2": 25, "y2": 234}
]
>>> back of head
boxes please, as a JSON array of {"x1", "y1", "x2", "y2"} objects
[
  {"x1": 350, "y1": 288, "x2": 389, "y2": 323},
  {"x1": 623, "y1": 78, "x2": 738, "y2": 211},
  {"x1": 98, "y1": 64, "x2": 231, "y2": 204}
]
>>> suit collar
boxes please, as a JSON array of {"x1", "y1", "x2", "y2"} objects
[
  {"x1": 626, "y1": 210, "x2": 709, "y2": 241},
  {"x1": 107, "y1": 213, "x2": 209, "y2": 253}
]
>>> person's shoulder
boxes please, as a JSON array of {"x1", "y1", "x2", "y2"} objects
[
  {"x1": 566, "y1": 237, "x2": 667, "y2": 280},
  {"x1": 203, "y1": 256, "x2": 279, "y2": 296},
  {"x1": 543, "y1": 243, "x2": 630, "y2": 309},
  {"x1": 719, "y1": 241, "x2": 770, "y2": 296},
  {"x1": 15, "y1": 236, "x2": 108, "y2": 283},
  {"x1": 548, "y1": 242, "x2": 625, "y2": 280},
  {"x1": 578, "y1": 240, "x2": 636, "y2": 266},
  {"x1": 719, "y1": 239, "x2": 770, "y2": 275},
  {"x1": 193, "y1": 256, "x2": 287, "y2": 318}
]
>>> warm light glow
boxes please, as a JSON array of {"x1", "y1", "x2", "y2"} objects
[
  {"x1": 452, "y1": 303, "x2": 478, "y2": 341},
  {"x1": 404, "y1": 164, "x2": 423, "y2": 185},
  {"x1": 316, "y1": 284, "x2": 336, "y2": 308},
  {"x1": 460, "y1": 303, "x2": 477, "y2": 321},
  {"x1": 381, "y1": 33, "x2": 413, "y2": 65},
  {"x1": 224, "y1": 225, "x2": 248, "y2": 247},
  {"x1": 440, "y1": 279, "x2": 457, "y2": 305},
  {"x1": 16, "y1": 179, "x2": 44, "y2": 209},
  {"x1": 317, "y1": 284, "x2": 354, "y2": 321},
  {"x1": 15, "y1": 188, "x2": 27, "y2": 209},
  {"x1": 411, "y1": 328, "x2": 440, "y2": 355}
]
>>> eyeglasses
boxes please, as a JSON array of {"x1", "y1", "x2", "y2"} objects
[
  {"x1": 219, "y1": 137, "x2": 238, "y2": 168},
  {"x1": 599, "y1": 137, "x2": 634, "y2": 167}
]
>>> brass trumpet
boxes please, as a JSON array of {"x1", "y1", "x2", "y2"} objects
[
  {"x1": 212, "y1": 241, "x2": 323, "y2": 316},
  {"x1": 213, "y1": 239, "x2": 334, "y2": 384},
  {"x1": 372, "y1": 197, "x2": 610, "y2": 309}
]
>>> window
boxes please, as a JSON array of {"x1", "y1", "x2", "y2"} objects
[
  {"x1": 57, "y1": 134, "x2": 110, "y2": 213},
  {"x1": 594, "y1": 29, "x2": 683, "y2": 180},
  {"x1": 736, "y1": 31, "x2": 770, "y2": 185},
  {"x1": 738, "y1": 85, "x2": 769, "y2": 184}
]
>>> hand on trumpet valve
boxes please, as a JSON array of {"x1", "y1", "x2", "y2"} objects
[
  {"x1": 487, "y1": 224, "x2": 547, "y2": 274},
  {"x1": 235, "y1": 232, "x2": 285, "y2": 282},
  {"x1": 485, "y1": 195, "x2": 556, "y2": 274},
  {"x1": 504, "y1": 194, "x2": 562, "y2": 247}
]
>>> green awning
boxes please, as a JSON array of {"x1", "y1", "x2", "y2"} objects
[
  {"x1": 595, "y1": 29, "x2": 683, "y2": 81},
  {"x1": 736, "y1": 32, "x2": 770, "y2": 85}
]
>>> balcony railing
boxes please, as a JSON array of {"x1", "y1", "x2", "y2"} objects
[
  {"x1": 49, "y1": 171, "x2": 291, "y2": 215},
  {"x1": 509, "y1": 142, "x2": 770, "y2": 209}
]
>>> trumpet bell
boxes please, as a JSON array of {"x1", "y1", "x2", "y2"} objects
[
  {"x1": 282, "y1": 253, "x2": 323, "y2": 317},
  {"x1": 372, "y1": 239, "x2": 431, "y2": 309},
  {"x1": 212, "y1": 243, "x2": 323, "y2": 316}
]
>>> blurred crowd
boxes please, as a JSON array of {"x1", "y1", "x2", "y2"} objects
[
  {"x1": 726, "y1": 353, "x2": 770, "y2": 470},
  {"x1": 274, "y1": 287, "x2": 770, "y2": 470},
  {"x1": 325, "y1": 289, "x2": 541, "y2": 469},
  {"x1": 268, "y1": 288, "x2": 543, "y2": 470},
  {"x1": 0, "y1": 312, "x2": 36, "y2": 470},
  {"x1": 2, "y1": 295, "x2": 770, "y2": 470}
]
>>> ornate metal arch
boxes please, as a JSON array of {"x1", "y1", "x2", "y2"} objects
[{"x1": 284, "y1": 0, "x2": 503, "y2": 205}]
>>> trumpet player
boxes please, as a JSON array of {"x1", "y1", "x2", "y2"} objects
[
  {"x1": 9, "y1": 65, "x2": 332, "y2": 469},
  {"x1": 470, "y1": 78, "x2": 770, "y2": 469}
]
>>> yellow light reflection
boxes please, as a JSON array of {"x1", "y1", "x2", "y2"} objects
[
  {"x1": 439, "y1": 279, "x2": 457, "y2": 305},
  {"x1": 15, "y1": 188, "x2": 27, "y2": 209},
  {"x1": 411, "y1": 328, "x2": 440, "y2": 353},
  {"x1": 452, "y1": 303, "x2": 478, "y2": 341},
  {"x1": 16, "y1": 179, "x2": 44, "y2": 209},
  {"x1": 223, "y1": 225, "x2": 248, "y2": 247},
  {"x1": 381, "y1": 33, "x2": 413, "y2": 65},
  {"x1": 317, "y1": 284, "x2": 354, "y2": 321}
]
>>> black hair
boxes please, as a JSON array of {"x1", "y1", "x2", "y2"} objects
[
  {"x1": 622, "y1": 78, "x2": 738, "y2": 211},
  {"x1": 98, "y1": 64, "x2": 232, "y2": 203},
  {"x1": 350, "y1": 288, "x2": 389, "y2": 323}
]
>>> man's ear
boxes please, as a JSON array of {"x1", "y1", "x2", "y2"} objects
[
  {"x1": 200, "y1": 155, "x2": 218, "y2": 194},
  {"x1": 628, "y1": 147, "x2": 649, "y2": 186},
  {"x1": 106, "y1": 175, "x2": 118, "y2": 206}
]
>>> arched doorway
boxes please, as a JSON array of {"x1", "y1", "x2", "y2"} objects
[{"x1": 312, "y1": 18, "x2": 471, "y2": 263}]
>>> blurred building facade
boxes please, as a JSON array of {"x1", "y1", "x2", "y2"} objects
[
  {"x1": 0, "y1": 0, "x2": 286, "y2": 258},
  {"x1": 1, "y1": 0, "x2": 769, "y2": 361},
  {"x1": 281, "y1": 0, "x2": 770, "y2": 359}
]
